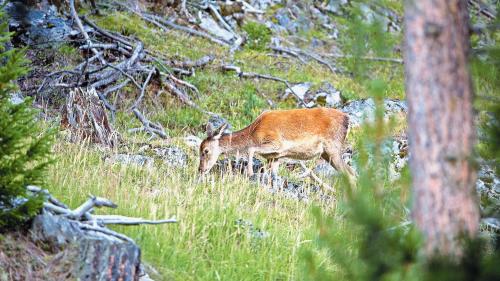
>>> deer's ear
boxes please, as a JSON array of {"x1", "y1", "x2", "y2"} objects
[
  {"x1": 206, "y1": 123, "x2": 215, "y2": 137},
  {"x1": 212, "y1": 123, "x2": 228, "y2": 140}
]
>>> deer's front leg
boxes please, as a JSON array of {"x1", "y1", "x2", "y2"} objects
[{"x1": 246, "y1": 148, "x2": 255, "y2": 177}]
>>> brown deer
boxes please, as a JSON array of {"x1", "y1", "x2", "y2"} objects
[{"x1": 199, "y1": 108, "x2": 355, "y2": 180}]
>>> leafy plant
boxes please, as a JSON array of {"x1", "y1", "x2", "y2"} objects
[{"x1": 242, "y1": 21, "x2": 271, "y2": 51}]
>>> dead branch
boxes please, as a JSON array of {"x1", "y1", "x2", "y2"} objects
[
  {"x1": 131, "y1": 67, "x2": 156, "y2": 109},
  {"x1": 162, "y1": 77, "x2": 213, "y2": 114},
  {"x1": 29, "y1": 185, "x2": 177, "y2": 244},
  {"x1": 27, "y1": 185, "x2": 69, "y2": 209},
  {"x1": 269, "y1": 46, "x2": 306, "y2": 64},
  {"x1": 102, "y1": 78, "x2": 131, "y2": 97},
  {"x1": 271, "y1": 46, "x2": 341, "y2": 73},
  {"x1": 82, "y1": 16, "x2": 135, "y2": 48},
  {"x1": 468, "y1": 0, "x2": 497, "y2": 20},
  {"x1": 90, "y1": 42, "x2": 144, "y2": 89},
  {"x1": 79, "y1": 224, "x2": 136, "y2": 243},
  {"x1": 132, "y1": 108, "x2": 168, "y2": 139},
  {"x1": 91, "y1": 215, "x2": 177, "y2": 225},
  {"x1": 221, "y1": 65, "x2": 308, "y2": 107},
  {"x1": 167, "y1": 73, "x2": 200, "y2": 97},
  {"x1": 324, "y1": 53, "x2": 404, "y2": 64},
  {"x1": 169, "y1": 55, "x2": 214, "y2": 68},
  {"x1": 298, "y1": 162, "x2": 336, "y2": 194},
  {"x1": 69, "y1": 0, "x2": 106, "y2": 65},
  {"x1": 114, "y1": 1, "x2": 231, "y2": 47}
]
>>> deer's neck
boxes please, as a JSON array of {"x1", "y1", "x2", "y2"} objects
[{"x1": 219, "y1": 127, "x2": 255, "y2": 154}]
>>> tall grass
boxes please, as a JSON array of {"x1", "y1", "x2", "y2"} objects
[{"x1": 46, "y1": 141, "x2": 336, "y2": 280}]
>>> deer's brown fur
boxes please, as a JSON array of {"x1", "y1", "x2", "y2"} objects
[{"x1": 199, "y1": 108, "x2": 354, "y2": 178}]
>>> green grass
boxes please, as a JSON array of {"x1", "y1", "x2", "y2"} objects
[{"x1": 46, "y1": 141, "x2": 335, "y2": 281}]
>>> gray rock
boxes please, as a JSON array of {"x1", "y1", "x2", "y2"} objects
[
  {"x1": 387, "y1": 136, "x2": 409, "y2": 181},
  {"x1": 153, "y1": 146, "x2": 188, "y2": 168},
  {"x1": 481, "y1": 217, "x2": 500, "y2": 232},
  {"x1": 249, "y1": 0, "x2": 281, "y2": 10},
  {"x1": 208, "y1": 115, "x2": 232, "y2": 133},
  {"x1": 106, "y1": 154, "x2": 154, "y2": 169},
  {"x1": 5, "y1": 3, "x2": 73, "y2": 48},
  {"x1": 325, "y1": 0, "x2": 350, "y2": 15},
  {"x1": 31, "y1": 213, "x2": 141, "y2": 281},
  {"x1": 9, "y1": 92, "x2": 24, "y2": 105},
  {"x1": 340, "y1": 98, "x2": 407, "y2": 127},
  {"x1": 285, "y1": 82, "x2": 312, "y2": 100},
  {"x1": 198, "y1": 12, "x2": 235, "y2": 42},
  {"x1": 341, "y1": 98, "x2": 376, "y2": 127},
  {"x1": 235, "y1": 219, "x2": 270, "y2": 240},
  {"x1": 31, "y1": 212, "x2": 82, "y2": 250},
  {"x1": 215, "y1": 157, "x2": 264, "y2": 175},
  {"x1": 476, "y1": 164, "x2": 500, "y2": 199},
  {"x1": 314, "y1": 82, "x2": 344, "y2": 108},
  {"x1": 273, "y1": 7, "x2": 312, "y2": 34},
  {"x1": 314, "y1": 161, "x2": 339, "y2": 177},
  {"x1": 183, "y1": 135, "x2": 202, "y2": 148}
]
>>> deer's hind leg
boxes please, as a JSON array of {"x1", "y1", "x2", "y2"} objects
[{"x1": 321, "y1": 142, "x2": 355, "y2": 178}]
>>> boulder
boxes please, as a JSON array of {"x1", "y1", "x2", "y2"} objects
[
  {"x1": 9, "y1": 92, "x2": 24, "y2": 105},
  {"x1": 284, "y1": 82, "x2": 312, "y2": 101},
  {"x1": 215, "y1": 157, "x2": 264, "y2": 175},
  {"x1": 5, "y1": 3, "x2": 74, "y2": 48},
  {"x1": 183, "y1": 135, "x2": 202, "y2": 148},
  {"x1": 235, "y1": 219, "x2": 270, "y2": 240},
  {"x1": 198, "y1": 12, "x2": 235, "y2": 42},
  {"x1": 314, "y1": 161, "x2": 339, "y2": 177},
  {"x1": 313, "y1": 82, "x2": 344, "y2": 108},
  {"x1": 340, "y1": 98, "x2": 407, "y2": 127},
  {"x1": 153, "y1": 146, "x2": 188, "y2": 168},
  {"x1": 106, "y1": 154, "x2": 154, "y2": 169},
  {"x1": 207, "y1": 114, "x2": 232, "y2": 133},
  {"x1": 31, "y1": 213, "x2": 141, "y2": 281}
]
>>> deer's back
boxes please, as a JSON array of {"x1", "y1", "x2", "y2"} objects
[{"x1": 250, "y1": 108, "x2": 348, "y2": 144}]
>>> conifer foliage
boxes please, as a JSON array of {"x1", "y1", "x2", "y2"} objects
[{"x1": 0, "y1": 10, "x2": 53, "y2": 230}]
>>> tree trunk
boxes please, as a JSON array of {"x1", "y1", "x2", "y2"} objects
[{"x1": 404, "y1": 0, "x2": 480, "y2": 257}]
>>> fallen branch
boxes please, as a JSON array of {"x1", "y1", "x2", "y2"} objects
[
  {"x1": 132, "y1": 108, "x2": 168, "y2": 139},
  {"x1": 79, "y1": 224, "x2": 136, "y2": 243},
  {"x1": 221, "y1": 65, "x2": 308, "y2": 107},
  {"x1": 131, "y1": 67, "x2": 156, "y2": 109},
  {"x1": 69, "y1": 0, "x2": 106, "y2": 65},
  {"x1": 271, "y1": 46, "x2": 341, "y2": 73},
  {"x1": 298, "y1": 162, "x2": 336, "y2": 194},
  {"x1": 167, "y1": 73, "x2": 200, "y2": 97},
  {"x1": 91, "y1": 215, "x2": 177, "y2": 225},
  {"x1": 28, "y1": 186, "x2": 177, "y2": 244},
  {"x1": 169, "y1": 55, "x2": 214, "y2": 68},
  {"x1": 162, "y1": 78, "x2": 214, "y2": 114},
  {"x1": 324, "y1": 53, "x2": 404, "y2": 64},
  {"x1": 114, "y1": 1, "x2": 231, "y2": 47},
  {"x1": 468, "y1": 0, "x2": 497, "y2": 20},
  {"x1": 42, "y1": 194, "x2": 117, "y2": 220}
]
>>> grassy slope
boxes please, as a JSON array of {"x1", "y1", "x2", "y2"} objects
[
  {"x1": 47, "y1": 141, "x2": 330, "y2": 280},
  {"x1": 44, "y1": 8, "x2": 406, "y2": 281}
]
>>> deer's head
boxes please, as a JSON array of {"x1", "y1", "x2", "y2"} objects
[{"x1": 198, "y1": 123, "x2": 228, "y2": 175}]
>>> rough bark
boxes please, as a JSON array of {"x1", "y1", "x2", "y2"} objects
[{"x1": 404, "y1": 0, "x2": 480, "y2": 256}]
